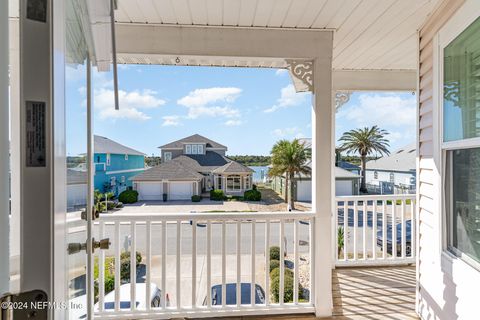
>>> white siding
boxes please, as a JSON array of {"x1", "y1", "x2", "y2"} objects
[{"x1": 417, "y1": 1, "x2": 480, "y2": 320}]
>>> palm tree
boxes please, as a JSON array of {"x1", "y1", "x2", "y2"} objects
[
  {"x1": 269, "y1": 139, "x2": 311, "y2": 210},
  {"x1": 339, "y1": 126, "x2": 390, "y2": 193}
]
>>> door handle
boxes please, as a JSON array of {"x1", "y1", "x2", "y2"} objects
[{"x1": 67, "y1": 238, "x2": 110, "y2": 255}]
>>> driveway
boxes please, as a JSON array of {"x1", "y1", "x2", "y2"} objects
[{"x1": 120, "y1": 199, "x2": 255, "y2": 213}]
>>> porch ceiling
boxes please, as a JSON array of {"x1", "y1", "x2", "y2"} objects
[{"x1": 115, "y1": 0, "x2": 441, "y2": 71}]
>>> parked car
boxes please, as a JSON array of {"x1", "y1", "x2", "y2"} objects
[
  {"x1": 95, "y1": 283, "x2": 164, "y2": 310},
  {"x1": 203, "y1": 283, "x2": 266, "y2": 306},
  {"x1": 376, "y1": 219, "x2": 412, "y2": 257}
]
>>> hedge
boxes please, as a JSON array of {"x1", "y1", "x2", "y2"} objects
[
  {"x1": 244, "y1": 189, "x2": 261, "y2": 201},
  {"x1": 269, "y1": 246, "x2": 280, "y2": 261},
  {"x1": 118, "y1": 190, "x2": 138, "y2": 204},
  {"x1": 210, "y1": 189, "x2": 225, "y2": 201},
  {"x1": 269, "y1": 260, "x2": 280, "y2": 272},
  {"x1": 191, "y1": 195, "x2": 202, "y2": 202},
  {"x1": 270, "y1": 267, "x2": 303, "y2": 303}
]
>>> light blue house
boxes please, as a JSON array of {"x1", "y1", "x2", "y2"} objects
[{"x1": 94, "y1": 135, "x2": 145, "y2": 195}]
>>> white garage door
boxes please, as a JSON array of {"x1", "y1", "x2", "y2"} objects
[
  {"x1": 336, "y1": 180, "x2": 353, "y2": 196},
  {"x1": 169, "y1": 182, "x2": 193, "y2": 200},
  {"x1": 137, "y1": 183, "x2": 163, "y2": 201},
  {"x1": 296, "y1": 180, "x2": 312, "y2": 202}
]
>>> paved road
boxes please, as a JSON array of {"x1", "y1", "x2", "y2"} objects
[{"x1": 68, "y1": 221, "x2": 311, "y2": 257}]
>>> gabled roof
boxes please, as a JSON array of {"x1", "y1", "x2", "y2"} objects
[
  {"x1": 94, "y1": 135, "x2": 145, "y2": 156},
  {"x1": 131, "y1": 161, "x2": 203, "y2": 181},
  {"x1": 173, "y1": 152, "x2": 230, "y2": 172},
  {"x1": 366, "y1": 143, "x2": 416, "y2": 172},
  {"x1": 159, "y1": 134, "x2": 227, "y2": 149},
  {"x1": 338, "y1": 161, "x2": 360, "y2": 171},
  {"x1": 212, "y1": 161, "x2": 255, "y2": 174}
]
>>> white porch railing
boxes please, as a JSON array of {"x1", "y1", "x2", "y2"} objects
[
  {"x1": 93, "y1": 212, "x2": 315, "y2": 319},
  {"x1": 334, "y1": 195, "x2": 416, "y2": 267}
]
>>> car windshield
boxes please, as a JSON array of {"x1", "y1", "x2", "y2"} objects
[{"x1": 211, "y1": 283, "x2": 265, "y2": 305}]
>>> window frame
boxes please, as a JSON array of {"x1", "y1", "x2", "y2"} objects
[
  {"x1": 185, "y1": 144, "x2": 192, "y2": 154},
  {"x1": 437, "y1": 4, "x2": 480, "y2": 271},
  {"x1": 198, "y1": 144, "x2": 204, "y2": 154},
  {"x1": 164, "y1": 152, "x2": 172, "y2": 162},
  {"x1": 226, "y1": 175, "x2": 241, "y2": 191}
]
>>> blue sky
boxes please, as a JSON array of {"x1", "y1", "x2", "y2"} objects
[{"x1": 65, "y1": 65, "x2": 416, "y2": 157}]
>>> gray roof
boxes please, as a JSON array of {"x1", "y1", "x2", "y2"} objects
[
  {"x1": 131, "y1": 161, "x2": 203, "y2": 181},
  {"x1": 335, "y1": 167, "x2": 361, "y2": 179},
  {"x1": 366, "y1": 143, "x2": 416, "y2": 172},
  {"x1": 296, "y1": 161, "x2": 360, "y2": 179},
  {"x1": 173, "y1": 152, "x2": 230, "y2": 172},
  {"x1": 94, "y1": 135, "x2": 145, "y2": 156},
  {"x1": 67, "y1": 169, "x2": 87, "y2": 185},
  {"x1": 338, "y1": 161, "x2": 360, "y2": 171},
  {"x1": 159, "y1": 134, "x2": 227, "y2": 150},
  {"x1": 212, "y1": 161, "x2": 255, "y2": 174}
]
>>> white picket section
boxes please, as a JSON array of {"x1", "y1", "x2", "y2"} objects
[
  {"x1": 335, "y1": 195, "x2": 416, "y2": 267},
  {"x1": 93, "y1": 212, "x2": 315, "y2": 319}
]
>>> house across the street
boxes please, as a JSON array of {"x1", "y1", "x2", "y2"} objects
[
  {"x1": 365, "y1": 143, "x2": 416, "y2": 194},
  {"x1": 131, "y1": 134, "x2": 254, "y2": 201},
  {"x1": 67, "y1": 135, "x2": 146, "y2": 209},
  {"x1": 271, "y1": 138, "x2": 360, "y2": 201}
]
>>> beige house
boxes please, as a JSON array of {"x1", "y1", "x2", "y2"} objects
[
  {"x1": 132, "y1": 134, "x2": 253, "y2": 200},
  {"x1": 3, "y1": 0, "x2": 480, "y2": 319}
]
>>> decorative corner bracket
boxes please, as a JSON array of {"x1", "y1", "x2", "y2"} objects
[
  {"x1": 285, "y1": 59, "x2": 314, "y2": 92},
  {"x1": 335, "y1": 91, "x2": 351, "y2": 111}
]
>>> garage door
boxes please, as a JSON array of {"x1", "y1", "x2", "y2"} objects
[
  {"x1": 169, "y1": 182, "x2": 193, "y2": 200},
  {"x1": 336, "y1": 180, "x2": 353, "y2": 196},
  {"x1": 137, "y1": 183, "x2": 163, "y2": 201},
  {"x1": 296, "y1": 180, "x2": 312, "y2": 202}
]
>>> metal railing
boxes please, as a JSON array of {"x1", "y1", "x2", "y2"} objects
[
  {"x1": 93, "y1": 212, "x2": 315, "y2": 319},
  {"x1": 334, "y1": 195, "x2": 416, "y2": 267}
]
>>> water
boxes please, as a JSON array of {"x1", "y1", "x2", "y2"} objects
[{"x1": 249, "y1": 166, "x2": 269, "y2": 183}]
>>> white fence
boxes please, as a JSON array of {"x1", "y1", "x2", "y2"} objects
[
  {"x1": 94, "y1": 212, "x2": 315, "y2": 319},
  {"x1": 334, "y1": 195, "x2": 416, "y2": 267}
]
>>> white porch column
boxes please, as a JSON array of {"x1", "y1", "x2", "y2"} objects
[
  {"x1": 312, "y1": 44, "x2": 334, "y2": 316},
  {"x1": 0, "y1": 0, "x2": 9, "y2": 295}
]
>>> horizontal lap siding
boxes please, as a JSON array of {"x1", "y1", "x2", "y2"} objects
[{"x1": 417, "y1": 1, "x2": 465, "y2": 320}]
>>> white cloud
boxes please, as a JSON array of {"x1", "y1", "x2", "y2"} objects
[
  {"x1": 264, "y1": 84, "x2": 308, "y2": 113},
  {"x1": 162, "y1": 115, "x2": 181, "y2": 127},
  {"x1": 177, "y1": 87, "x2": 242, "y2": 119},
  {"x1": 272, "y1": 127, "x2": 303, "y2": 137},
  {"x1": 337, "y1": 93, "x2": 416, "y2": 129},
  {"x1": 94, "y1": 88, "x2": 165, "y2": 121},
  {"x1": 225, "y1": 119, "x2": 242, "y2": 126},
  {"x1": 275, "y1": 69, "x2": 288, "y2": 76}
]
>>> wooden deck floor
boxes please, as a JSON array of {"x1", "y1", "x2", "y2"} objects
[{"x1": 190, "y1": 266, "x2": 418, "y2": 320}]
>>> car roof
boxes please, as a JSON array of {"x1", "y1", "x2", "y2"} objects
[
  {"x1": 210, "y1": 283, "x2": 265, "y2": 305},
  {"x1": 96, "y1": 283, "x2": 159, "y2": 310}
]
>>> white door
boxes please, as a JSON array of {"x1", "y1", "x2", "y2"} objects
[
  {"x1": 170, "y1": 182, "x2": 194, "y2": 200},
  {"x1": 296, "y1": 180, "x2": 312, "y2": 202},
  {"x1": 336, "y1": 180, "x2": 353, "y2": 196},
  {"x1": 137, "y1": 183, "x2": 163, "y2": 200}
]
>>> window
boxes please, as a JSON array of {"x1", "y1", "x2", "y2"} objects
[
  {"x1": 110, "y1": 176, "x2": 116, "y2": 186},
  {"x1": 121, "y1": 176, "x2": 125, "y2": 184},
  {"x1": 226, "y1": 175, "x2": 241, "y2": 191},
  {"x1": 389, "y1": 173, "x2": 395, "y2": 183},
  {"x1": 186, "y1": 145, "x2": 192, "y2": 154},
  {"x1": 106, "y1": 153, "x2": 111, "y2": 166},
  {"x1": 125, "y1": 154, "x2": 128, "y2": 160},
  {"x1": 164, "y1": 152, "x2": 172, "y2": 162},
  {"x1": 198, "y1": 144, "x2": 204, "y2": 154},
  {"x1": 192, "y1": 144, "x2": 198, "y2": 154},
  {"x1": 443, "y1": 15, "x2": 480, "y2": 268},
  {"x1": 374, "y1": 171, "x2": 378, "y2": 179}
]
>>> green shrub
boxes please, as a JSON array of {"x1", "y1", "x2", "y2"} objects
[
  {"x1": 118, "y1": 190, "x2": 138, "y2": 204},
  {"x1": 104, "y1": 274, "x2": 115, "y2": 294},
  {"x1": 191, "y1": 195, "x2": 202, "y2": 202},
  {"x1": 106, "y1": 201, "x2": 117, "y2": 210},
  {"x1": 270, "y1": 267, "x2": 303, "y2": 303},
  {"x1": 244, "y1": 189, "x2": 261, "y2": 201},
  {"x1": 210, "y1": 189, "x2": 225, "y2": 201},
  {"x1": 270, "y1": 246, "x2": 281, "y2": 261},
  {"x1": 116, "y1": 202, "x2": 124, "y2": 208},
  {"x1": 269, "y1": 260, "x2": 280, "y2": 272},
  {"x1": 120, "y1": 251, "x2": 142, "y2": 282},
  {"x1": 252, "y1": 184, "x2": 258, "y2": 191}
]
